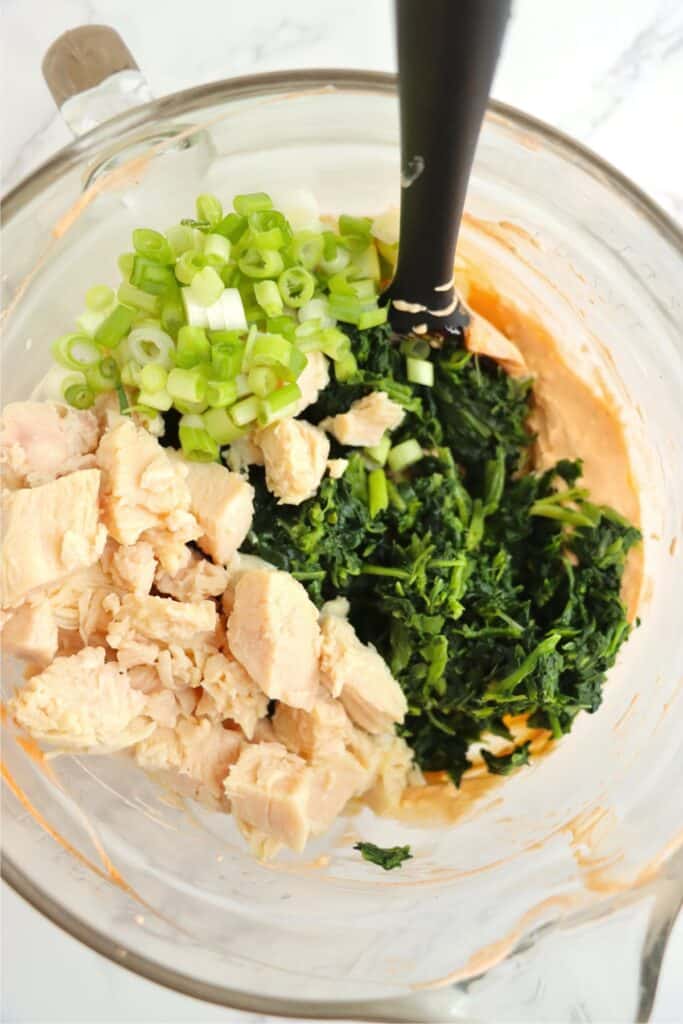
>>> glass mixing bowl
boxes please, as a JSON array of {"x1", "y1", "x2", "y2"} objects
[{"x1": 2, "y1": 44, "x2": 682, "y2": 1023}]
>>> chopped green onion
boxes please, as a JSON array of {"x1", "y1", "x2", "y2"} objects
[
  {"x1": 211, "y1": 337, "x2": 246, "y2": 380},
  {"x1": 287, "y1": 347, "x2": 308, "y2": 380},
  {"x1": 350, "y1": 278, "x2": 376, "y2": 302},
  {"x1": 203, "y1": 407, "x2": 246, "y2": 445},
  {"x1": 334, "y1": 353, "x2": 358, "y2": 381},
  {"x1": 358, "y1": 305, "x2": 388, "y2": 330},
  {"x1": 131, "y1": 255, "x2": 175, "y2": 295},
  {"x1": 189, "y1": 266, "x2": 224, "y2": 307},
  {"x1": 206, "y1": 379, "x2": 238, "y2": 408},
  {"x1": 348, "y1": 244, "x2": 381, "y2": 282},
  {"x1": 174, "y1": 398, "x2": 209, "y2": 415},
  {"x1": 139, "y1": 363, "x2": 168, "y2": 393},
  {"x1": 133, "y1": 228, "x2": 173, "y2": 265},
  {"x1": 85, "y1": 285, "x2": 115, "y2": 312},
  {"x1": 278, "y1": 267, "x2": 315, "y2": 308},
  {"x1": 215, "y1": 212, "x2": 248, "y2": 242},
  {"x1": 76, "y1": 308, "x2": 109, "y2": 336},
  {"x1": 203, "y1": 234, "x2": 231, "y2": 266},
  {"x1": 328, "y1": 292, "x2": 362, "y2": 324},
  {"x1": 167, "y1": 367, "x2": 208, "y2": 404},
  {"x1": 179, "y1": 419, "x2": 220, "y2": 462},
  {"x1": 328, "y1": 271, "x2": 354, "y2": 296},
  {"x1": 118, "y1": 252, "x2": 135, "y2": 281},
  {"x1": 234, "y1": 192, "x2": 273, "y2": 216},
  {"x1": 387, "y1": 439, "x2": 424, "y2": 473},
  {"x1": 249, "y1": 333, "x2": 293, "y2": 369},
  {"x1": 299, "y1": 296, "x2": 335, "y2": 326},
  {"x1": 117, "y1": 280, "x2": 161, "y2": 315},
  {"x1": 176, "y1": 325, "x2": 210, "y2": 368},
  {"x1": 234, "y1": 373, "x2": 251, "y2": 398},
  {"x1": 137, "y1": 388, "x2": 173, "y2": 411},
  {"x1": 160, "y1": 289, "x2": 186, "y2": 338},
  {"x1": 166, "y1": 224, "x2": 196, "y2": 257},
  {"x1": 175, "y1": 249, "x2": 207, "y2": 285},
  {"x1": 196, "y1": 194, "x2": 223, "y2": 228},
  {"x1": 86, "y1": 357, "x2": 120, "y2": 393},
  {"x1": 247, "y1": 366, "x2": 279, "y2": 397},
  {"x1": 120, "y1": 361, "x2": 142, "y2": 388},
  {"x1": 401, "y1": 337, "x2": 431, "y2": 359},
  {"x1": 339, "y1": 214, "x2": 372, "y2": 239},
  {"x1": 406, "y1": 357, "x2": 434, "y2": 386},
  {"x1": 368, "y1": 468, "x2": 389, "y2": 517},
  {"x1": 52, "y1": 333, "x2": 101, "y2": 371},
  {"x1": 231, "y1": 394, "x2": 261, "y2": 426},
  {"x1": 64, "y1": 383, "x2": 94, "y2": 409},
  {"x1": 254, "y1": 279, "x2": 283, "y2": 318},
  {"x1": 238, "y1": 247, "x2": 284, "y2": 279},
  {"x1": 365, "y1": 434, "x2": 391, "y2": 466},
  {"x1": 94, "y1": 305, "x2": 136, "y2": 349},
  {"x1": 257, "y1": 383, "x2": 302, "y2": 426},
  {"x1": 128, "y1": 325, "x2": 175, "y2": 367},
  {"x1": 249, "y1": 210, "x2": 291, "y2": 249},
  {"x1": 319, "y1": 327, "x2": 351, "y2": 361},
  {"x1": 320, "y1": 245, "x2": 350, "y2": 276},
  {"x1": 266, "y1": 315, "x2": 296, "y2": 341},
  {"x1": 290, "y1": 230, "x2": 324, "y2": 269}
]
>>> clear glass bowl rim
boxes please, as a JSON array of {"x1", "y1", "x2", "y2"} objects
[{"x1": 2, "y1": 68, "x2": 682, "y2": 1019}]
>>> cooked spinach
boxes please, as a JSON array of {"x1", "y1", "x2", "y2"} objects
[
  {"x1": 354, "y1": 842, "x2": 413, "y2": 870},
  {"x1": 244, "y1": 324, "x2": 640, "y2": 783}
]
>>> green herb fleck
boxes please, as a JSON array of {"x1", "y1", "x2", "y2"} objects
[
  {"x1": 354, "y1": 842, "x2": 413, "y2": 870},
  {"x1": 481, "y1": 740, "x2": 531, "y2": 775}
]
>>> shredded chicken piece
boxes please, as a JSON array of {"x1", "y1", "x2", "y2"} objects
[
  {"x1": 320, "y1": 391, "x2": 405, "y2": 448},
  {"x1": 172, "y1": 454, "x2": 254, "y2": 565},
  {"x1": 319, "y1": 613, "x2": 407, "y2": 733},
  {"x1": 0, "y1": 401, "x2": 98, "y2": 488},
  {"x1": 97, "y1": 420, "x2": 200, "y2": 555},
  {"x1": 290, "y1": 351, "x2": 329, "y2": 416},
  {"x1": 1, "y1": 469, "x2": 106, "y2": 609},
  {"x1": 136, "y1": 718, "x2": 243, "y2": 806},
  {"x1": 8, "y1": 647, "x2": 155, "y2": 753},
  {"x1": 1, "y1": 600, "x2": 58, "y2": 667},
  {"x1": 195, "y1": 651, "x2": 268, "y2": 739},
  {"x1": 227, "y1": 569, "x2": 320, "y2": 710},
  {"x1": 255, "y1": 418, "x2": 329, "y2": 505},
  {"x1": 155, "y1": 553, "x2": 228, "y2": 602},
  {"x1": 108, "y1": 541, "x2": 157, "y2": 595}
]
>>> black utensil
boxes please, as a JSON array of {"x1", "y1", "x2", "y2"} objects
[{"x1": 385, "y1": 0, "x2": 512, "y2": 336}]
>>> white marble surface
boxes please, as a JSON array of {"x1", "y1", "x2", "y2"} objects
[{"x1": 1, "y1": 0, "x2": 682, "y2": 1021}]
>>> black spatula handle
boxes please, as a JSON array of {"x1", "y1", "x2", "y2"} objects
[{"x1": 386, "y1": 0, "x2": 511, "y2": 334}]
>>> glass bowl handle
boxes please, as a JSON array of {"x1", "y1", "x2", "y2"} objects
[{"x1": 42, "y1": 25, "x2": 153, "y2": 137}]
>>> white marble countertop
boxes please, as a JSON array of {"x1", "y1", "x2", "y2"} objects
[{"x1": 2, "y1": 0, "x2": 682, "y2": 1021}]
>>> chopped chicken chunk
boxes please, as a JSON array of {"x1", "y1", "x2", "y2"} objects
[
  {"x1": 225, "y1": 435, "x2": 264, "y2": 475},
  {"x1": 255, "y1": 418, "x2": 329, "y2": 505},
  {"x1": 228, "y1": 569, "x2": 320, "y2": 710},
  {"x1": 109, "y1": 541, "x2": 157, "y2": 595},
  {"x1": 97, "y1": 420, "x2": 200, "y2": 552},
  {"x1": 320, "y1": 391, "x2": 405, "y2": 448},
  {"x1": 224, "y1": 742, "x2": 314, "y2": 852},
  {"x1": 155, "y1": 552, "x2": 228, "y2": 602},
  {"x1": 108, "y1": 593, "x2": 217, "y2": 654},
  {"x1": 1, "y1": 469, "x2": 106, "y2": 609},
  {"x1": 464, "y1": 310, "x2": 528, "y2": 377},
  {"x1": 291, "y1": 351, "x2": 329, "y2": 416},
  {"x1": 273, "y1": 691, "x2": 352, "y2": 759},
  {"x1": 2, "y1": 601, "x2": 58, "y2": 667},
  {"x1": 0, "y1": 401, "x2": 98, "y2": 488},
  {"x1": 135, "y1": 718, "x2": 243, "y2": 805},
  {"x1": 8, "y1": 647, "x2": 154, "y2": 753},
  {"x1": 363, "y1": 734, "x2": 417, "y2": 813},
  {"x1": 225, "y1": 741, "x2": 369, "y2": 855},
  {"x1": 195, "y1": 651, "x2": 268, "y2": 739},
  {"x1": 173, "y1": 455, "x2": 254, "y2": 565},
  {"x1": 319, "y1": 614, "x2": 407, "y2": 733},
  {"x1": 326, "y1": 458, "x2": 348, "y2": 479}
]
